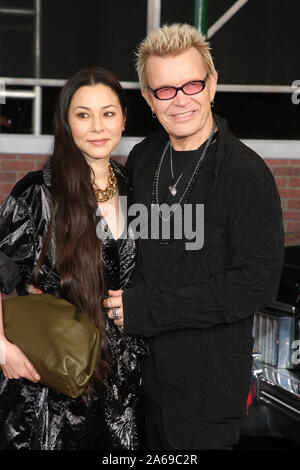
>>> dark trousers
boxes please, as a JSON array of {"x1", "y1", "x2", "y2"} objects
[
  {"x1": 143, "y1": 396, "x2": 233, "y2": 450},
  {"x1": 143, "y1": 396, "x2": 174, "y2": 450}
]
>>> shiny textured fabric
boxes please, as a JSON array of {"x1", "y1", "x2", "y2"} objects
[
  {"x1": 0, "y1": 159, "x2": 147, "y2": 450},
  {"x1": 0, "y1": 251, "x2": 21, "y2": 294}
]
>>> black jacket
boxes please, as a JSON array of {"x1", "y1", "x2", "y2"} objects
[
  {"x1": 0, "y1": 251, "x2": 21, "y2": 294},
  {"x1": 123, "y1": 114, "x2": 284, "y2": 449}
]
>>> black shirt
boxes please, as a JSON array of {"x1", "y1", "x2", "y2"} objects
[{"x1": 132, "y1": 133, "x2": 219, "y2": 403}]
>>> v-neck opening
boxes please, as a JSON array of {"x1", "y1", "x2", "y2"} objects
[{"x1": 97, "y1": 207, "x2": 127, "y2": 243}]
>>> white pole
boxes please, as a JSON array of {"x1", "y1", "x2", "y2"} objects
[{"x1": 147, "y1": 0, "x2": 161, "y2": 34}]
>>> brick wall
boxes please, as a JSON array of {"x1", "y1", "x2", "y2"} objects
[
  {"x1": 0, "y1": 154, "x2": 49, "y2": 202},
  {"x1": 0, "y1": 154, "x2": 126, "y2": 203},
  {"x1": 264, "y1": 159, "x2": 300, "y2": 245},
  {"x1": 1, "y1": 153, "x2": 299, "y2": 245}
]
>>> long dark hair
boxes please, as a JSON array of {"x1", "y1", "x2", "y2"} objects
[{"x1": 36, "y1": 67, "x2": 127, "y2": 393}]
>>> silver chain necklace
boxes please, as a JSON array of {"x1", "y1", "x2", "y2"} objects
[
  {"x1": 168, "y1": 149, "x2": 183, "y2": 196},
  {"x1": 155, "y1": 119, "x2": 217, "y2": 213},
  {"x1": 168, "y1": 133, "x2": 218, "y2": 196}
]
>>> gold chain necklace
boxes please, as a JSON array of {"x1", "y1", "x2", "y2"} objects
[{"x1": 94, "y1": 163, "x2": 117, "y2": 203}]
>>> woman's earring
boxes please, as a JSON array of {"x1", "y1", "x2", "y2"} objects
[
  {"x1": 210, "y1": 101, "x2": 214, "y2": 109},
  {"x1": 151, "y1": 111, "x2": 157, "y2": 119}
]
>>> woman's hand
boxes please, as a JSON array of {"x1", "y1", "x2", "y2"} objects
[
  {"x1": 0, "y1": 337, "x2": 41, "y2": 382},
  {"x1": 0, "y1": 287, "x2": 41, "y2": 382},
  {"x1": 27, "y1": 285, "x2": 43, "y2": 295}
]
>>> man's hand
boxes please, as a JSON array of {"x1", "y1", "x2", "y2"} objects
[{"x1": 104, "y1": 289, "x2": 124, "y2": 328}]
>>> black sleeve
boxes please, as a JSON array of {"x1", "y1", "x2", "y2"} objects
[
  {"x1": 0, "y1": 251, "x2": 21, "y2": 294},
  {"x1": 0, "y1": 194, "x2": 36, "y2": 289},
  {"x1": 123, "y1": 166, "x2": 284, "y2": 338},
  {"x1": 125, "y1": 143, "x2": 138, "y2": 176}
]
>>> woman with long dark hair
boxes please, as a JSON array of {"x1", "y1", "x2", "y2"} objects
[{"x1": 0, "y1": 67, "x2": 147, "y2": 450}]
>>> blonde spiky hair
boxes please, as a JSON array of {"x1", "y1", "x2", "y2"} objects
[{"x1": 136, "y1": 23, "x2": 217, "y2": 90}]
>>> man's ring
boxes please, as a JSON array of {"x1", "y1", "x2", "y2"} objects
[{"x1": 112, "y1": 307, "x2": 119, "y2": 320}]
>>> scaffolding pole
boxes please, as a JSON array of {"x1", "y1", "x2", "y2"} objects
[
  {"x1": 147, "y1": 0, "x2": 161, "y2": 34},
  {"x1": 33, "y1": 0, "x2": 41, "y2": 135},
  {"x1": 193, "y1": 0, "x2": 209, "y2": 36}
]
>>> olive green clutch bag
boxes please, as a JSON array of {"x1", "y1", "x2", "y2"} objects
[{"x1": 2, "y1": 293, "x2": 100, "y2": 398}]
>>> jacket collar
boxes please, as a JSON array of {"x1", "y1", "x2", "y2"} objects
[
  {"x1": 110, "y1": 158, "x2": 131, "y2": 199},
  {"x1": 213, "y1": 113, "x2": 236, "y2": 173},
  {"x1": 42, "y1": 158, "x2": 52, "y2": 187}
]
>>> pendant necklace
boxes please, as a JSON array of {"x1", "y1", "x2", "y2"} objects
[
  {"x1": 151, "y1": 119, "x2": 217, "y2": 245},
  {"x1": 168, "y1": 134, "x2": 216, "y2": 196},
  {"x1": 168, "y1": 150, "x2": 183, "y2": 196},
  {"x1": 153, "y1": 119, "x2": 216, "y2": 211}
]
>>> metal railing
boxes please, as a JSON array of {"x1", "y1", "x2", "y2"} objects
[
  {"x1": 0, "y1": 76, "x2": 295, "y2": 137},
  {"x1": 0, "y1": 77, "x2": 140, "y2": 136},
  {"x1": 0, "y1": 0, "x2": 42, "y2": 134},
  {"x1": 0, "y1": 0, "x2": 296, "y2": 137}
]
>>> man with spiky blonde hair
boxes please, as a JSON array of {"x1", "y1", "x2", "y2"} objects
[
  {"x1": 136, "y1": 23, "x2": 217, "y2": 90},
  {"x1": 105, "y1": 23, "x2": 283, "y2": 450}
]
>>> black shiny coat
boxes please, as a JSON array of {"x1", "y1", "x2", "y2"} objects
[{"x1": 0, "y1": 159, "x2": 147, "y2": 450}]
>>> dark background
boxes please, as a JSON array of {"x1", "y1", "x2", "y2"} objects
[{"x1": 0, "y1": 0, "x2": 299, "y2": 138}]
